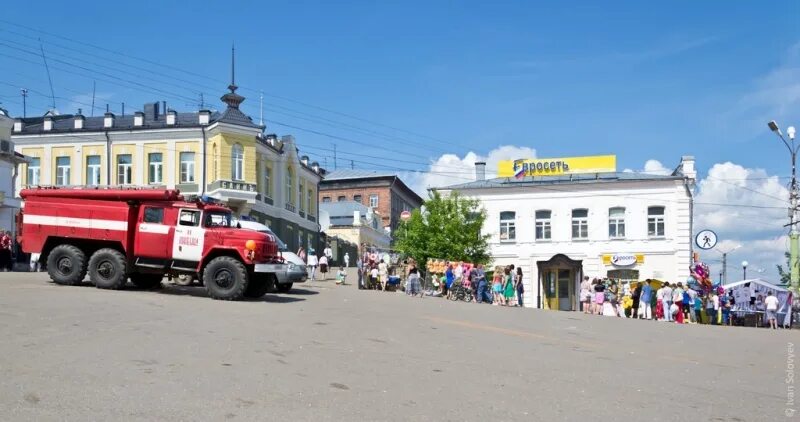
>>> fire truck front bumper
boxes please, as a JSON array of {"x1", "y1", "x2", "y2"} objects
[{"x1": 254, "y1": 263, "x2": 288, "y2": 274}]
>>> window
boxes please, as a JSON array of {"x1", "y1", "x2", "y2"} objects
[
  {"x1": 571, "y1": 209, "x2": 588, "y2": 239},
  {"x1": 231, "y1": 144, "x2": 244, "y2": 181},
  {"x1": 322, "y1": 196, "x2": 331, "y2": 203},
  {"x1": 117, "y1": 154, "x2": 132, "y2": 185},
  {"x1": 86, "y1": 155, "x2": 101, "y2": 186},
  {"x1": 27, "y1": 157, "x2": 40, "y2": 186},
  {"x1": 353, "y1": 194, "x2": 362, "y2": 204},
  {"x1": 369, "y1": 194, "x2": 379, "y2": 208},
  {"x1": 535, "y1": 210, "x2": 551, "y2": 240},
  {"x1": 608, "y1": 207, "x2": 625, "y2": 239},
  {"x1": 178, "y1": 210, "x2": 200, "y2": 227},
  {"x1": 648, "y1": 206, "x2": 665, "y2": 237},
  {"x1": 337, "y1": 195, "x2": 346, "y2": 202},
  {"x1": 286, "y1": 167, "x2": 293, "y2": 204},
  {"x1": 264, "y1": 165, "x2": 272, "y2": 197},
  {"x1": 307, "y1": 189, "x2": 313, "y2": 214},
  {"x1": 499, "y1": 211, "x2": 516, "y2": 241},
  {"x1": 180, "y1": 152, "x2": 195, "y2": 183},
  {"x1": 148, "y1": 153, "x2": 163, "y2": 184},
  {"x1": 143, "y1": 207, "x2": 164, "y2": 223},
  {"x1": 55, "y1": 156, "x2": 70, "y2": 186},
  {"x1": 299, "y1": 180, "x2": 305, "y2": 211}
]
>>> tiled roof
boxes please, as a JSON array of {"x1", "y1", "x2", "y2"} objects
[{"x1": 438, "y1": 171, "x2": 684, "y2": 190}]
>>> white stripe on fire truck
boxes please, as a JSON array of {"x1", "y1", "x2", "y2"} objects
[
  {"x1": 23, "y1": 214, "x2": 128, "y2": 231},
  {"x1": 138, "y1": 223, "x2": 170, "y2": 234}
]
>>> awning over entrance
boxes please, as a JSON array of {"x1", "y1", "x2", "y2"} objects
[{"x1": 537, "y1": 254, "x2": 582, "y2": 311}]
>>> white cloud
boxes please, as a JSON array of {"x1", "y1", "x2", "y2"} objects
[
  {"x1": 623, "y1": 159, "x2": 672, "y2": 175},
  {"x1": 408, "y1": 145, "x2": 537, "y2": 195}
]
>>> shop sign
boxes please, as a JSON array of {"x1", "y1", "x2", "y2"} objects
[
  {"x1": 498, "y1": 155, "x2": 616, "y2": 179},
  {"x1": 603, "y1": 253, "x2": 644, "y2": 266}
]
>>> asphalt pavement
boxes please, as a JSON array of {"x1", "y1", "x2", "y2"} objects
[{"x1": 0, "y1": 272, "x2": 795, "y2": 421}]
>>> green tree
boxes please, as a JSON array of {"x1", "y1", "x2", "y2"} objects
[
  {"x1": 395, "y1": 191, "x2": 490, "y2": 268},
  {"x1": 777, "y1": 251, "x2": 792, "y2": 285}
]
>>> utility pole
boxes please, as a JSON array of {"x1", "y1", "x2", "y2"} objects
[
  {"x1": 767, "y1": 121, "x2": 800, "y2": 297},
  {"x1": 20, "y1": 88, "x2": 27, "y2": 118},
  {"x1": 722, "y1": 252, "x2": 727, "y2": 284}
]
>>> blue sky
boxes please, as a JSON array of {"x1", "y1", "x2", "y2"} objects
[{"x1": 1, "y1": 0, "x2": 800, "y2": 278}]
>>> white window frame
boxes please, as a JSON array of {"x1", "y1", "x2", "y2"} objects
[
  {"x1": 86, "y1": 155, "x2": 101, "y2": 186},
  {"x1": 307, "y1": 188, "x2": 313, "y2": 214},
  {"x1": 299, "y1": 179, "x2": 305, "y2": 211},
  {"x1": 648, "y1": 206, "x2": 666, "y2": 238},
  {"x1": 117, "y1": 154, "x2": 132, "y2": 185},
  {"x1": 369, "y1": 194, "x2": 379, "y2": 208},
  {"x1": 231, "y1": 144, "x2": 244, "y2": 181},
  {"x1": 180, "y1": 151, "x2": 195, "y2": 183},
  {"x1": 286, "y1": 167, "x2": 293, "y2": 204},
  {"x1": 571, "y1": 209, "x2": 588, "y2": 240},
  {"x1": 608, "y1": 207, "x2": 626, "y2": 239},
  {"x1": 535, "y1": 210, "x2": 551, "y2": 241},
  {"x1": 27, "y1": 158, "x2": 40, "y2": 186},
  {"x1": 148, "y1": 152, "x2": 163, "y2": 185},
  {"x1": 499, "y1": 211, "x2": 516, "y2": 242},
  {"x1": 55, "y1": 156, "x2": 70, "y2": 186}
]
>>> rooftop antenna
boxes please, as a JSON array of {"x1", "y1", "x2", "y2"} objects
[
  {"x1": 200, "y1": 93, "x2": 205, "y2": 109},
  {"x1": 39, "y1": 38, "x2": 57, "y2": 110},
  {"x1": 351, "y1": 160, "x2": 354, "y2": 170},
  {"x1": 20, "y1": 88, "x2": 28, "y2": 118},
  {"x1": 259, "y1": 91, "x2": 264, "y2": 126},
  {"x1": 121, "y1": 102, "x2": 125, "y2": 116},
  {"x1": 90, "y1": 81, "x2": 96, "y2": 117}
]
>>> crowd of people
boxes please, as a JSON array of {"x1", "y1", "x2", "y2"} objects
[
  {"x1": 579, "y1": 277, "x2": 783, "y2": 329},
  {"x1": 404, "y1": 261, "x2": 525, "y2": 307}
]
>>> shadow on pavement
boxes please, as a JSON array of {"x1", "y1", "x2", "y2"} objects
[{"x1": 284, "y1": 287, "x2": 319, "y2": 296}]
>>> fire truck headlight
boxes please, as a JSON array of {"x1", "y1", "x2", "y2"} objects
[{"x1": 245, "y1": 240, "x2": 257, "y2": 251}]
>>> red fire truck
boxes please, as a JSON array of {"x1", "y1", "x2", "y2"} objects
[{"x1": 17, "y1": 187, "x2": 286, "y2": 300}]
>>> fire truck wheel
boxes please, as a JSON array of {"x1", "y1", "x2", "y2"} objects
[
  {"x1": 243, "y1": 276, "x2": 270, "y2": 299},
  {"x1": 130, "y1": 273, "x2": 163, "y2": 290},
  {"x1": 89, "y1": 249, "x2": 128, "y2": 290},
  {"x1": 46, "y1": 244, "x2": 88, "y2": 286},
  {"x1": 203, "y1": 256, "x2": 249, "y2": 300}
]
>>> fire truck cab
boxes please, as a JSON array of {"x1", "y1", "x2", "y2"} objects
[{"x1": 18, "y1": 187, "x2": 286, "y2": 301}]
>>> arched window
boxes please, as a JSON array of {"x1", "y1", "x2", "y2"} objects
[
  {"x1": 231, "y1": 143, "x2": 244, "y2": 181},
  {"x1": 499, "y1": 211, "x2": 516, "y2": 241},
  {"x1": 608, "y1": 207, "x2": 625, "y2": 239}
]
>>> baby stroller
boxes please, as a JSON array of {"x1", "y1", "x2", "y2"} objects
[{"x1": 449, "y1": 280, "x2": 474, "y2": 302}]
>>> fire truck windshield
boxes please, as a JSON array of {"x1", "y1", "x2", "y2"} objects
[{"x1": 204, "y1": 211, "x2": 234, "y2": 228}]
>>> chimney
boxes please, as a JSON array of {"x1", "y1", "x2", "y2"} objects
[
  {"x1": 199, "y1": 109, "x2": 211, "y2": 125},
  {"x1": 144, "y1": 102, "x2": 159, "y2": 121},
  {"x1": 679, "y1": 155, "x2": 696, "y2": 181},
  {"x1": 265, "y1": 133, "x2": 277, "y2": 146},
  {"x1": 104, "y1": 112, "x2": 115, "y2": 128},
  {"x1": 166, "y1": 109, "x2": 177, "y2": 126},
  {"x1": 301, "y1": 155, "x2": 309, "y2": 166},
  {"x1": 13, "y1": 118, "x2": 23, "y2": 133},
  {"x1": 43, "y1": 116, "x2": 53, "y2": 131},
  {"x1": 353, "y1": 210, "x2": 361, "y2": 226},
  {"x1": 134, "y1": 111, "x2": 145, "y2": 127},
  {"x1": 73, "y1": 113, "x2": 85, "y2": 129},
  {"x1": 475, "y1": 161, "x2": 486, "y2": 181}
]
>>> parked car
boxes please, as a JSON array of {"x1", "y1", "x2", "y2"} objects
[{"x1": 234, "y1": 220, "x2": 308, "y2": 293}]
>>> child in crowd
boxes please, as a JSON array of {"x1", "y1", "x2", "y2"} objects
[
  {"x1": 336, "y1": 266, "x2": 347, "y2": 285},
  {"x1": 492, "y1": 268, "x2": 504, "y2": 305}
]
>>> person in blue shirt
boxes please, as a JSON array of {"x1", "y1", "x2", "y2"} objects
[
  {"x1": 444, "y1": 264, "x2": 455, "y2": 299},
  {"x1": 640, "y1": 280, "x2": 653, "y2": 320}
]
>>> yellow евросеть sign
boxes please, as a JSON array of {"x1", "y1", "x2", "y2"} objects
[{"x1": 498, "y1": 155, "x2": 616, "y2": 178}]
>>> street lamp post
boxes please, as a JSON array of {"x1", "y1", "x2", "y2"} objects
[
  {"x1": 742, "y1": 260, "x2": 748, "y2": 280},
  {"x1": 715, "y1": 244, "x2": 742, "y2": 284},
  {"x1": 767, "y1": 121, "x2": 800, "y2": 296}
]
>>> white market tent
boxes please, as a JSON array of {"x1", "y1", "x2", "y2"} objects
[
  {"x1": 722, "y1": 278, "x2": 793, "y2": 327},
  {"x1": 722, "y1": 278, "x2": 789, "y2": 293}
]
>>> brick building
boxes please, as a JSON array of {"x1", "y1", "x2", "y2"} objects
[{"x1": 319, "y1": 170, "x2": 423, "y2": 236}]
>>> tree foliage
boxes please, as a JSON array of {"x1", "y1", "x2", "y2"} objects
[
  {"x1": 777, "y1": 251, "x2": 792, "y2": 285},
  {"x1": 395, "y1": 191, "x2": 490, "y2": 268}
]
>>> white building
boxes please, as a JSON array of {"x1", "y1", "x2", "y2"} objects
[
  {"x1": 435, "y1": 155, "x2": 696, "y2": 311},
  {"x1": 0, "y1": 108, "x2": 27, "y2": 234}
]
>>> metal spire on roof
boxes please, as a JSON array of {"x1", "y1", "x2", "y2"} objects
[{"x1": 221, "y1": 43, "x2": 245, "y2": 109}]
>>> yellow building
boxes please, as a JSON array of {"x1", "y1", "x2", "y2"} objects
[{"x1": 12, "y1": 81, "x2": 324, "y2": 252}]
